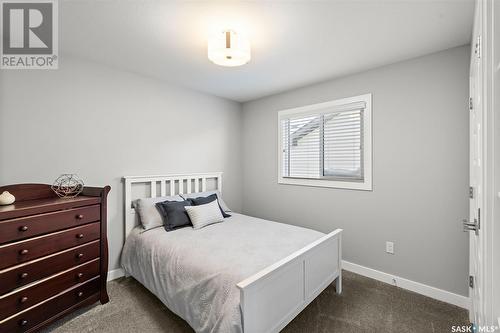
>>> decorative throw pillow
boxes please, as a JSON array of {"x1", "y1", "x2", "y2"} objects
[
  {"x1": 180, "y1": 190, "x2": 231, "y2": 213},
  {"x1": 133, "y1": 195, "x2": 184, "y2": 230},
  {"x1": 184, "y1": 200, "x2": 224, "y2": 230},
  {"x1": 155, "y1": 200, "x2": 193, "y2": 231},
  {"x1": 187, "y1": 194, "x2": 231, "y2": 218}
]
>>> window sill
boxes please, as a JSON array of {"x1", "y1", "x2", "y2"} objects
[{"x1": 278, "y1": 177, "x2": 372, "y2": 191}]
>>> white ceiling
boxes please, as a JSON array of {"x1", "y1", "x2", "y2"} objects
[{"x1": 60, "y1": 0, "x2": 474, "y2": 102}]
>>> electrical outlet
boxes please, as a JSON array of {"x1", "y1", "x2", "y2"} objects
[{"x1": 386, "y1": 241, "x2": 394, "y2": 254}]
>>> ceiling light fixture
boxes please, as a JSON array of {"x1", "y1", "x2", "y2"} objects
[{"x1": 208, "y1": 30, "x2": 251, "y2": 67}]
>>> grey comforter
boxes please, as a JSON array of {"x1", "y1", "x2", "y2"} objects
[{"x1": 121, "y1": 213, "x2": 324, "y2": 333}]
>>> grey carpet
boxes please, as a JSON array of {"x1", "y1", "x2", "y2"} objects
[{"x1": 41, "y1": 271, "x2": 469, "y2": 333}]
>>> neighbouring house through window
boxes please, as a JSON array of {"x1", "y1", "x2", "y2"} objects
[{"x1": 278, "y1": 94, "x2": 372, "y2": 190}]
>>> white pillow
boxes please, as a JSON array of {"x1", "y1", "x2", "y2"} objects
[{"x1": 185, "y1": 200, "x2": 224, "y2": 230}]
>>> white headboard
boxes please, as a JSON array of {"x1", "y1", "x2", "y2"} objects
[{"x1": 123, "y1": 172, "x2": 223, "y2": 239}]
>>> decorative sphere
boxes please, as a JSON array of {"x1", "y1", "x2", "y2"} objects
[{"x1": 51, "y1": 174, "x2": 84, "y2": 198}]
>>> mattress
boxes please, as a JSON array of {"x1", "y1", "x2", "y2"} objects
[{"x1": 121, "y1": 213, "x2": 324, "y2": 333}]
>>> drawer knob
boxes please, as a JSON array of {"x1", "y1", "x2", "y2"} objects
[
  {"x1": 76, "y1": 233, "x2": 84, "y2": 239},
  {"x1": 19, "y1": 319, "x2": 28, "y2": 326},
  {"x1": 77, "y1": 291, "x2": 84, "y2": 297},
  {"x1": 19, "y1": 225, "x2": 28, "y2": 232},
  {"x1": 76, "y1": 214, "x2": 84, "y2": 220},
  {"x1": 20, "y1": 272, "x2": 28, "y2": 279},
  {"x1": 76, "y1": 253, "x2": 84, "y2": 259},
  {"x1": 77, "y1": 272, "x2": 84, "y2": 278},
  {"x1": 19, "y1": 249, "x2": 29, "y2": 255},
  {"x1": 20, "y1": 296, "x2": 28, "y2": 303}
]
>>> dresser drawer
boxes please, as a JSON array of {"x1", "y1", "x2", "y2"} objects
[
  {"x1": 0, "y1": 259, "x2": 100, "y2": 320},
  {"x1": 0, "y1": 223, "x2": 100, "y2": 270},
  {"x1": 0, "y1": 205, "x2": 100, "y2": 244},
  {"x1": 0, "y1": 240, "x2": 100, "y2": 294},
  {"x1": 0, "y1": 277, "x2": 100, "y2": 333}
]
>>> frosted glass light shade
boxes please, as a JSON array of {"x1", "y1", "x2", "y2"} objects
[{"x1": 208, "y1": 30, "x2": 251, "y2": 67}]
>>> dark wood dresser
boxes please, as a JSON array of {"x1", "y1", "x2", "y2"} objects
[{"x1": 0, "y1": 184, "x2": 110, "y2": 332}]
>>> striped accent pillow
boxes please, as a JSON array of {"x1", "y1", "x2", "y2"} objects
[{"x1": 185, "y1": 199, "x2": 224, "y2": 230}]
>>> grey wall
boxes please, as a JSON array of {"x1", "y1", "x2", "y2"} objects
[
  {"x1": 0, "y1": 46, "x2": 470, "y2": 296},
  {"x1": 0, "y1": 56, "x2": 243, "y2": 271},
  {"x1": 241, "y1": 45, "x2": 470, "y2": 296}
]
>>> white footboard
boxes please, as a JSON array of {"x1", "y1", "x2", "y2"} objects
[{"x1": 237, "y1": 229, "x2": 342, "y2": 333}]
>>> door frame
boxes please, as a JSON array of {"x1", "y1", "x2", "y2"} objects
[
  {"x1": 469, "y1": 0, "x2": 484, "y2": 324},
  {"x1": 472, "y1": 0, "x2": 497, "y2": 326},
  {"x1": 490, "y1": 1, "x2": 500, "y2": 326}
]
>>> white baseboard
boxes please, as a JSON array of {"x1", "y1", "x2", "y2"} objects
[
  {"x1": 342, "y1": 260, "x2": 470, "y2": 310},
  {"x1": 107, "y1": 268, "x2": 125, "y2": 281}
]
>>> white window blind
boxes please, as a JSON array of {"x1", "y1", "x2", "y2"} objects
[{"x1": 280, "y1": 98, "x2": 369, "y2": 186}]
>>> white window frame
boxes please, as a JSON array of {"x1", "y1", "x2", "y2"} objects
[{"x1": 277, "y1": 93, "x2": 372, "y2": 191}]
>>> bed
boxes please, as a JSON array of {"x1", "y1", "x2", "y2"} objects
[{"x1": 121, "y1": 173, "x2": 342, "y2": 333}]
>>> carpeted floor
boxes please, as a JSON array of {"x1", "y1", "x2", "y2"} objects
[{"x1": 41, "y1": 271, "x2": 469, "y2": 333}]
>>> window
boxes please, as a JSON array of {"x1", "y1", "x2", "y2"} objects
[{"x1": 278, "y1": 94, "x2": 372, "y2": 190}]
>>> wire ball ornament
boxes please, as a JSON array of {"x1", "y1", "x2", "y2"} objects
[{"x1": 51, "y1": 174, "x2": 84, "y2": 198}]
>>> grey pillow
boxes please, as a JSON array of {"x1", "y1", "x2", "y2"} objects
[
  {"x1": 133, "y1": 195, "x2": 184, "y2": 230},
  {"x1": 155, "y1": 200, "x2": 193, "y2": 231},
  {"x1": 180, "y1": 190, "x2": 231, "y2": 213}
]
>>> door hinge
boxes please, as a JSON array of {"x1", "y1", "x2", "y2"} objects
[
  {"x1": 469, "y1": 97, "x2": 473, "y2": 111},
  {"x1": 478, "y1": 208, "x2": 481, "y2": 230},
  {"x1": 475, "y1": 35, "x2": 482, "y2": 59},
  {"x1": 469, "y1": 275, "x2": 474, "y2": 288},
  {"x1": 463, "y1": 208, "x2": 480, "y2": 235},
  {"x1": 469, "y1": 186, "x2": 474, "y2": 199}
]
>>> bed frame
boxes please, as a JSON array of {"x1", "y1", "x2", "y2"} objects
[{"x1": 123, "y1": 172, "x2": 342, "y2": 333}]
